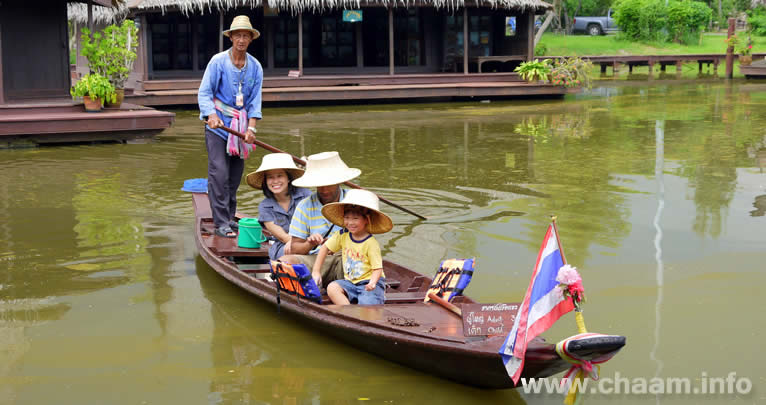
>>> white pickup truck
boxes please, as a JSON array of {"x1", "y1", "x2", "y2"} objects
[{"x1": 572, "y1": 9, "x2": 619, "y2": 35}]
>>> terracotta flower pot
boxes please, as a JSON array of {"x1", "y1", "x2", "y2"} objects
[
  {"x1": 739, "y1": 55, "x2": 752, "y2": 66},
  {"x1": 105, "y1": 88, "x2": 124, "y2": 109},
  {"x1": 82, "y1": 96, "x2": 103, "y2": 112}
]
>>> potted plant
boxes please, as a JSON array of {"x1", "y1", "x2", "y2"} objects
[
  {"x1": 80, "y1": 19, "x2": 138, "y2": 108},
  {"x1": 514, "y1": 59, "x2": 552, "y2": 83},
  {"x1": 725, "y1": 34, "x2": 754, "y2": 66},
  {"x1": 70, "y1": 73, "x2": 117, "y2": 112}
]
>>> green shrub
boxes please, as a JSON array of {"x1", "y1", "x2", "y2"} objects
[
  {"x1": 615, "y1": 0, "x2": 712, "y2": 43},
  {"x1": 614, "y1": 0, "x2": 668, "y2": 41},
  {"x1": 667, "y1": 0, "x2": 712, "y2": 44},
  {"x1": 535, "y1": 42, "x2": 548, "y2": 56},
  {"x1": 80, "y1": 19, "x2": 138, "y2": 89},
  {"x1": 748, "y1": 7, "x2": 766, "y2": 36}
]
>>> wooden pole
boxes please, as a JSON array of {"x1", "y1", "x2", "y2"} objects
[
  {"x1": 216, "y1": 126, "x2": 428, "y2": 220},
  {"x1": 140, "y1": 16, "x2": 149, "y2": 84},
  {"x1": 87, "y1": 0, "x2": 93, "y2": 32},
  {"x1": 428, "y1": 293, "x2": 463, "y2": 317},
  {"x1": 725, "y1": 17, "x2": 735, "y2": 79},
  {"x1": 219, "y1": 12, "x2": 224, "y2": 52},
  {"x1": 0, "y1": 23, "x2": 4, "y2": 104},
  {"x1": 463, "y1": 8, "x2": 468, "y2": 74},
  {"x1": 298, "y1": 12, "x2": 303, "y2": 75},
  {"x1": 550, "y1": 215, "x2": 567, "y2": 264},
  {"x1": 388, "y1": 7, "x2": 394, "y2": 75}
]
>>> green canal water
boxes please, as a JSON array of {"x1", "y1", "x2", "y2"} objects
[{"x1": 1, "y1": 81, "x2": 765, "y2": 404}]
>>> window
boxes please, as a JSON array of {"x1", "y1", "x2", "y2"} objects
[
  {"x1": 394, "y1": 9, "x2": 424, "y2": 66},
  {"x1": 319, "y1": 14, "x2": 356, "y2": 67}
]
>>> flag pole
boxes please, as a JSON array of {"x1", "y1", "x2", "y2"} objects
[
  {"x1": 550, "y1": 215, "x2": 567, "y2": 265},
  {"x1": 551, "y1": 215, "x2": 588, "y2": 334}
]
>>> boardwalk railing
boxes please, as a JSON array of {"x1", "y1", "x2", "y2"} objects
[{"x1": 545, "y1": 53, "x2": 766, "y2": 74}]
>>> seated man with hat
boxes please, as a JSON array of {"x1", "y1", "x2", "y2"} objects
[{"x1": 279, "y1": 151, "x2": 360, "y2": 288}]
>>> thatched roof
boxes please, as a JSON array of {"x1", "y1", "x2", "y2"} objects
[
  {"x1": 69, "y1": 0, "x2": 550, "y2": 23},
  {"x1": 68, "y1": 3, "x2": 130, "y2": 24}
]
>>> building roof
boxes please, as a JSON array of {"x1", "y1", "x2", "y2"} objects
[{"x1": 69, "y1": 0, "x2": 550, "y2": 23}]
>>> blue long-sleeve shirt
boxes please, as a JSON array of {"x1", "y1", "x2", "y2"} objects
[{"x1": 198, "y1": 49, "x2": 263, "y2": 140}]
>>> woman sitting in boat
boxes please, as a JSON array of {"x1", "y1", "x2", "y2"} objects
[
  {"x1": 312, "y1": 189, "x2": 393, "y2": 305},
  {"x1": 246, "y1": 153, "x2": 311, "y2": 260}
]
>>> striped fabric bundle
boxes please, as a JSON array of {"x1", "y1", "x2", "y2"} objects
[{"x1": 214, "y1": 98, "x2": 255, "y2": 159}]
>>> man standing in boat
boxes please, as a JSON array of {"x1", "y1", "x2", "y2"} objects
[
  {"x1": 198, "y1": 15, "x2": 263, "y2": 238},
  {"x1": 280, "y1": 152, "x2": 361, "y2": 288}
]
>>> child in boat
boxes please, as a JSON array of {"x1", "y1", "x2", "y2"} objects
[{"x1": 312, "y1": 189, "x2": 393, "y2": 305}]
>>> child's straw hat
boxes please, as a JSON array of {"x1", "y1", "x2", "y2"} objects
[
  {"x1": 321, "y1": 189, "x2": 393, "y2": 234},
  {"x1": 291, "y1": 151, "x2": 360, "y2": 188},
  {"x1": 246, "y1": 153, "x2": 304, "y2": 190}
]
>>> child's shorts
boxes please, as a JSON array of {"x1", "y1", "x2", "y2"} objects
[{"x1": 333, "y1": 278, "x2": 386, "y2": 305}]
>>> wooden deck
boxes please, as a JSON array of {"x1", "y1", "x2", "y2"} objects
[
  {"x1": 127, "y1": 73, "x2": 568, "y2": 106},
  {"x1": 0, "y1": 100, "x2": 175, "y2": 146},
  {"x1": 561, "y1": 53, "x2": 766, "y2": 74},
  {"x1": 740, "y1": 58, "x2": 766, "y2": 78}
]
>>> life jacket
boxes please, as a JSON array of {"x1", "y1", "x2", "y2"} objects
[
  {"x1": 424, "y1": 258, "x2": 475, "y2": 303},
  {"x1": 270, "y1": 260, "x2": 322, "y2": 306}
]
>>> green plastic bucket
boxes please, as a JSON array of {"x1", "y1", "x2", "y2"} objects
[{"x1": 237, "y1": 218, "x2": 267, "y2": 248}]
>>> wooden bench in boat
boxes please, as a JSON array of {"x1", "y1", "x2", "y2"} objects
[
  {"x1": 200, "y1": 218, "x2": 269, "y2": 258},
  {"x1": 385, "y1": 291, "x2": 428, "y2": 303}
]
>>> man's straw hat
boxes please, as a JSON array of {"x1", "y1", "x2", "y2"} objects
[
  {"x1": 223, "y1": 15, "x2": 261, "y2": 40},
  {"x1": 321, "y1": 189, "x2": 393, "y2": 234},
  {"x1": 246, "y1": 153, "x2": 304, "y2": 190},
  {"x1": 291, "y1": 151, "x2": 361, "y2": 188}
]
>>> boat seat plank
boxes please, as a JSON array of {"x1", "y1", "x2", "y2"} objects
[
  {"x1": 238, "y1": 263, "x2": 271, "y2": 273},
  {"x1": 385, "y1": 291, "x2": 427, "y2": 303}
]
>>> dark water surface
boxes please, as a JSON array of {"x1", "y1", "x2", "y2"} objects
[{"x1": 1, "y1": 81, "x2": 765, "y2": 404}]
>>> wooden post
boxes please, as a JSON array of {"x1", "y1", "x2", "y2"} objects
[
  {"x1": 140, "y1": 15, "x2": 150, "y2": 86},
  {"x1": 526, "y1": 11, "x2": 535, "y2": 61},
  {"x1": 388, "y1": 7, "x2": 394, "y2": 75},
  {"x1": 356, "y1": 22, "x2": 363, "y2": 68},
  {"x1": 725, "y1": 17, "x2": 735, "y2": 79},
  {"x1": 87, "y1": 0, "x2": 93, "y2": 32},
  {"x1": 266, "y1": 19, "x2": 274, "y2": 69},
  {"x1": 0, "y1": 23, "x2": 4, "y2": 105},
  {"x1": 463, "y1": 8, "x2": 468, "y2": 74},
  {"x1": 298, "y1": 12, "x2": 303, "y2": 75},
  {"x1": 219, "y1": 12, "x2": 224, "y2": 52}
]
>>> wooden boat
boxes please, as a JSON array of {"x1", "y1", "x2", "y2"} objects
[{"x1": 192, "y1": 192, "x2": 624, "y2": 389}]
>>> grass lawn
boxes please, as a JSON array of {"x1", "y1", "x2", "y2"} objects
[{"x1": 538, "y1": 33, "x2": 766, "y2": 56}]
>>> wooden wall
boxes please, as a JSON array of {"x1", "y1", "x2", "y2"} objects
[{"x1": 0, "y1": 0, "x2": 70, "y2": 101}]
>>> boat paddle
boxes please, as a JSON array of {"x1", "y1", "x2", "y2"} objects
[{"x1": 215, "y1": 125, "x2": 427, "y2": 220}]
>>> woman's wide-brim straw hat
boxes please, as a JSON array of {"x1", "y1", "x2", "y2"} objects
[
  {"x1": 291, "y1": 151, "x2": 361, "y2": 188},
  {"x1": 246, "y1": 153, "x2": 304, "y2": 190},
  {"x1": 223, "y1": 15, "x2": 261, "y2": 40},
  {"x1": 321, "y1": 189, "x2": 393, "y2": 234}
]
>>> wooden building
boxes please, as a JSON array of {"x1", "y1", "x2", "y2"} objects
[
  {"x1": 70, "y1": 0, "x2": 566, "y2": 105},
  {"x1": 0, "y1": 0, "x2": 174, "y2": 146}
]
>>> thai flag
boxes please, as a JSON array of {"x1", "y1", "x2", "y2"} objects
[{"x1": 499, "y1": 223, "x2": 575, "y2": 383}]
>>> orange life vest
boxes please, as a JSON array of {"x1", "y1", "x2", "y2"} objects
[{"x1": 270, "y1": 260, "x2": 322, "y2": 305}]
